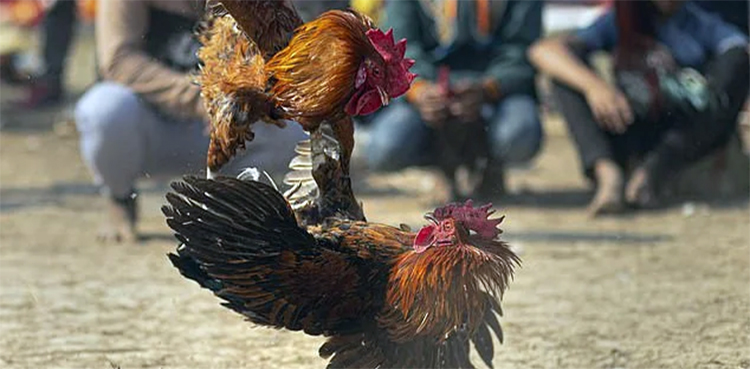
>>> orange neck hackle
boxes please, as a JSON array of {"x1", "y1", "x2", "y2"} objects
[
  {"x1": 381, "y1": 202, "x2": 520, "y2": 342},
  {"x1": 265, "y1": 10, "x2": 377, "y2": 128},
  {"x1": 382, "y1": 239, "x2": 519, "y2": 343}
]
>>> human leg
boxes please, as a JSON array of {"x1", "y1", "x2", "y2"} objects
[
  {"x1": 75, "y1": 82, "x2": 208, "y2": 241},
  {"x1": 32, "y1": 0, "x2": 76, "y2": 105},
  {"x1": 550, "y1": 79, "x2": 627, "y2": 215},
  {"x1": 486, "y1": 94, "x2": 543, "y2": 165},
  {"x1": 474, "y1": 94, "x2": 543, "y2": 198},
  {"x1": 75, "y1": 83, "x2": 150, "y2": 241},
  {"x1": 366, "y1": 101, "x2": 435, "y2": 172}
]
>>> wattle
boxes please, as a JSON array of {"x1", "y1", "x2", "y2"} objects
[{"x1": 345, "y1": 88, "x2": 382, "y2": 116}]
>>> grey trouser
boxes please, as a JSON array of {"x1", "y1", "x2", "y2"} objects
[{"x1": 75, "y1": 82, "x2": 306, "y2": 197}]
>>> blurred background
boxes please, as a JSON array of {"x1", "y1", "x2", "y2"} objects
[{"x1": 0, "y1": 1, "x2": 749, "y2": 368}]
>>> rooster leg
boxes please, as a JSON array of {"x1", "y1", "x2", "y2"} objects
[
  {"x1": 309, "y1": 121, "x2": 365, "y2": 222},
  {"x1": 331, "y1": 116, "x2": 355, "y2": 175}
]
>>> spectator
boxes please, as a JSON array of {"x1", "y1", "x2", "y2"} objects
[
  {"x1": 695, "y1": 0, "x2": 748, "y2": 35},
  {"x1": 529, "y1": 0, "x2": 749, "y2": 215},
  {"x1": 75, "y1": 0, "x2": 305, "y2": 242},
  {"x1": 25, "y1": 0, "x2": 78, "y2": 107},
  {"x1": 367, "y1": 0, "x2": 544, "y2": 199}
]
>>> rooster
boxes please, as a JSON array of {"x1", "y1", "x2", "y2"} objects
[
  {"x1": 164, "y1": 97, "x2": 519, "y2": 369},
  {"x1": 433, "y1": 66, "x2": 490, "y2": 201},
  {"x1": 164, "y1": 176, "x2": 519, "y2": 368},
  {"x1": 198, "y1": 1, "x2": 415, "y2": 179},
  {"x1": 165, "y1": 3, "x2": 519, "y2": 367},
  {"x1": 164, "y1": 85, "x2": 520, "y2": 368}
]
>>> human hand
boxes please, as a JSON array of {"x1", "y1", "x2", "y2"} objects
[
  {"x1": 449, "y1": 82, "x2": 486, "y2": 123},
  {"x1": 584, "y1": 81, "x2": 634, "y2": 134},
  {"x1": 413, "y1": 83, "x2": 450, "y2": 126}
]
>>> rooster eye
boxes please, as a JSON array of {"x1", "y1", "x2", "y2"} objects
[{"x1": 373, "y1": 67, "x2": 381, "y2": 76}]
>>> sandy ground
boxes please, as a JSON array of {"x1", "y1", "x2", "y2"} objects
[{"x1": 1, "y1": 28, "x2": 749, "y2": 369}]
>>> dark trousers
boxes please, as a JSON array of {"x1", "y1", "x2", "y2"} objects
[
  {"x1": 552, "y1": 47, "x2": 749, "y2": 182},
  {"x1": 41, "y1": 0, "x2": 76, "y2": 87}
]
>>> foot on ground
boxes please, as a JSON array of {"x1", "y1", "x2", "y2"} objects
[
  {"x1": 98, "y1": 193, "x2": 139, "y2": 243},
  {"x1": 625, "y1": 166, "x2": 659, "y2": 209},
  {"x1": 588, "y1": 160, "x2": 625, "y2": 217}
]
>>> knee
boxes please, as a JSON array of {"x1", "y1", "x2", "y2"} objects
[
  {"x1": 75, "y1": 82, "x2": 143, "y2": 139},
  {"x1": 496, "y1": 118, "x2": 543, "y2": 164},
  {"x1": 366, "y1": 102, "x2": 424, "y2": 171},
  {"x1": 489, "y1": 99, "x2": 544, "y2": 164}
]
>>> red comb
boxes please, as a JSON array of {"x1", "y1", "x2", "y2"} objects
[
  {"x1": 366, "y1": 28, "x2": 417, "y2": 98},
  {"x1": 431, "y1": 200, "x2": 504, "y2": 240}
]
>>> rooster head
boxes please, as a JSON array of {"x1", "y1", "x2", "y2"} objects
[
  {"x1": 413, "y1": 200, "x2": 504, "y2": 253},
  {"x1": 345, "y1": 28, "x2": 417, "y2": 116}
]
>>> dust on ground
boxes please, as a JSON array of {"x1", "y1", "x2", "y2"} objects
[{"x1": 1, "y1": 29, "x2": 749, "y2": 369}]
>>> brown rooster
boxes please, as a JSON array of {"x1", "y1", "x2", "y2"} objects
[
  {"x1": 164, "y1": 177, "x2": 518, "y2": 368},
  {"x1": 198, "y1": 1, "x2": 415, "y2": 178},
  {"x1": 164, "y1": 107, "x2": 519, "y2": 368},
  {"x1": 165, "y1": 4, "x2": 518, "y2": 367}
]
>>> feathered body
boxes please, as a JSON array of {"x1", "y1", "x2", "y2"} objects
[
  {"x1": 164, "y1": 176, "x2": 519, "y2": 368},
  {"x1": 215, "y1": 0, "x2": 303, "y2": 59},
  {"x1": 266, "y1": 10, "x2": 375, "y2": 127},
  {"x1": 167, "y1": 3, "x2": 515, "y2": 367},
  {"x1": 198, "y1": 2, "x2": 414, "y2": 175}
]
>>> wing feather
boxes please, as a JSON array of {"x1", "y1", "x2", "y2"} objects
[
  {"x1": 164, "y1": 176, "x2": 387, "y2": 335},
  {"x1": 216, "y1": 0, "x2": 303, "y2": 58}
]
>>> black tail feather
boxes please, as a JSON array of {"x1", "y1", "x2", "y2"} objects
[{"x1": 167, "y1": 251, "x2": 223, "y2": 293}]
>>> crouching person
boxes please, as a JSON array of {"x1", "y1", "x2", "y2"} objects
[
  {"x1": 529, "y1": 0, "x2": 749, "y2": 215},
  {"x1": 75, "y1": 0, "x2": 304, "y2": 242}
]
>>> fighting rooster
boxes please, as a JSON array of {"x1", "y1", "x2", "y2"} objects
[
  {"x1": 198, "y1": 1, "x2": 415, "y2": 178},
  {"x1": 164, "y1": 176, "x2": 518, "y2": 368},
  {"x1": 165, "y1": 2, "x2": 519, "y2": 367}
]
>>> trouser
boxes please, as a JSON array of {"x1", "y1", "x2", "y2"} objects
[
  {"x1": 366, "y1": 94, "x2": 544, "y2": 172},
  {"x1": 552, "y1": 46, "x2": 749, "y2": 181},
  {"x1": 41, "y1": 0, "x2": 76, "y2": 88},
  {"x1": 74, "y1": 82, "x2": 307, "y2": 198}
]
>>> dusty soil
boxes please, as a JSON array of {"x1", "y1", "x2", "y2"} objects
[{"x1": 1, "y1": 28, "x2": 749, "y2": 369}]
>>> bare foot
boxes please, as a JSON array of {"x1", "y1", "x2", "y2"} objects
[
  {"x1": 625, "y1": 166, "x2": 658, "y2": 208},
  {"x1": 588, "y1": 159, "x2": 625, "y2": 216},
  {"x1": 97, "y1": 193, "x2": 139, "y2": 243}
]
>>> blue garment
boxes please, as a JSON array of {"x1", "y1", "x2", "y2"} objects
[
  {"x1": 695, "y1": 0, "x2": 749, "y2": 35},
  {"x1": 366, "y1": 95, "x2": 543, "y2": 172},
  {"x1": 575, "y1": 2, "x2": 748, "y2": 68},
  {"x1": 384, "y1": 0, "x2": 542, "y2": 97}
]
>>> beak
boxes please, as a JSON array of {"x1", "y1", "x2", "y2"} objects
[{"x1": 377, "y1": 86, "x2": 390, "y2": 106}]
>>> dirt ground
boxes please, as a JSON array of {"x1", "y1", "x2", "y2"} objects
[{"x1": 1, "y1": 28, "x2": 749, "y2": 369}]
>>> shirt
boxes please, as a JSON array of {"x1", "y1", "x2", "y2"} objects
[
  {"x1": 575, "y1": 2, "x2": 748, "y2": 69},
  {"x1": 385, "y1": 0, "x2": 542, "y2": 100},
  {"x1": 96, "y1": 0, "x2": 207, "y2": 122}
]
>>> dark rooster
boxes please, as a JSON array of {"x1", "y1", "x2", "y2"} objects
[
  {"x1": 198, "y1": 1, "x2": 415, "y2": 179},
  {"x1": 433, "y1": 66, "x2": 490, "y2": 201},
  {"x1": 164, "y1": 176, "x2": 519, "y2": 368}
]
